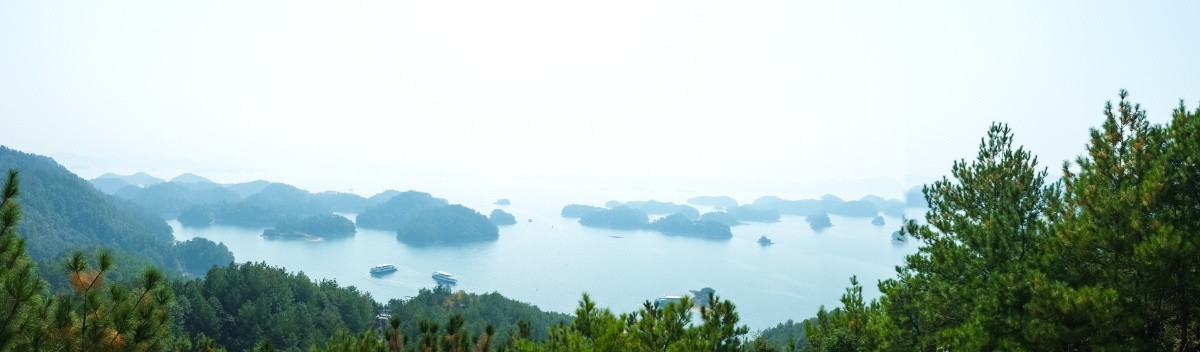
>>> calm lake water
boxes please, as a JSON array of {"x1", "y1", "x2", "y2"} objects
[{"x1": 169, "y1": 190, "x2": 922, "y2": 331}]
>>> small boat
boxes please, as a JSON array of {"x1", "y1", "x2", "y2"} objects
[
  {"x1": 653, "y1": 296, "x2": 684, "y2": 309},
  {"x1": 370, "y1": 264, "x2": 398, "y2": 274},
  {"x1": 432, "y1": 271, "x2": 457, "y2": 284}
]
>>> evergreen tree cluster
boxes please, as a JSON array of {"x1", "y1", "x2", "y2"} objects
[
  {"x1": 801, "y1": 91, "x2": 1200, "y2": 351},
  {"x1": 0, "y1": 171, "x2": 177, "y2": 352},
  {"x1": 171, "y1": 262, "x2": 377, "y2": 352}
]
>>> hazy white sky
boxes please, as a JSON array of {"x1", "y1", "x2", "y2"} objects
[{"x1": 2, "y1": 1, "x2": 1198, "y2": 197}]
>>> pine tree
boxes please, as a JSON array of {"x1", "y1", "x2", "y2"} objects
[
  {"x1": 1046, "y1": 90, "x2": 1200, "y2": 349},
  {"x1": 0, "y1": 170, "x2": 47, "y2": 351},
  {"x1": 882, "y1": 123, "x2": 1059, "y2": 350}
]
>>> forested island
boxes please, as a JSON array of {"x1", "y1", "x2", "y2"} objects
[
  {"x1": 489, "y1": 209, "x2": 517, "y2": 225},
  {"x1": 649, "y1": 213, "x2": 733, "y2": 239},
  {"x1": 732, "y1": 192, "x2": 911, "y2": 224},
  {"x1": 356, "y1": 191, "x2": 450, "y2": 230},
  {"x1": 606, "y1": 200, "x2": 701, "y2": 219},
  {"x1": 578, "y1": 206, "x2": 649, "y2": 230},
  {"x1": 565, "y1": 204, "x2": 734, "y2": 239},
  {"x1": 699, "y1": 211, "x2": 741, "y2": 226},
  {"x1": 356, "y1": 191, "x2": 499, "y2": 245},
  {"x1": 262, "y1": 213, "x2": 356, "y2": 240},
  {"x1": 96, "y1": 172, "x2": 399, "y2": 226},
  {"x1": 805, "y1": 211, "x2": 832, "y2": 231},
  {"x1": 560, "y1": 204, "x2": 607, "y2": 218},
  {"x1": 0, "y1": 92, "x2": 1195, "y2": 352},
  {"x1": 396, "y1": 205, "x2": 500, "y2": 245}
]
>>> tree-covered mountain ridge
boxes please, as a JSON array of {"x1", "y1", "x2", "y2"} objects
[
  {"x1": 0, "y1": 146, "x2": 233, "y2": 280},
  {"x1": 1, "y1": 92, "x2": 1196, "y2": 351}
]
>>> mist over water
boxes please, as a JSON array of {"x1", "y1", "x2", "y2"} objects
[{"x1": 167, "y1": 182, "x2": 922, "y2": 330}]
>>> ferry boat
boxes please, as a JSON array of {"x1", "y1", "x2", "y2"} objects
[
  {"x1": 432, "y1": 271, "x2": 458, "y2": 284},
  {"x1": 654, "y1": 296, "x2": 684, "y2": 309},
  {"x1": 370, "y1": 264, "x2": 398, "y2": 274}
]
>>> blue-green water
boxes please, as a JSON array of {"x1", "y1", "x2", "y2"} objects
[{"x1": 169, "y1": 195, "x2": 920, "y2": 331}]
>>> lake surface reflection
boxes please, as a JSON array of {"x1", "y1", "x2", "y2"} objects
[{"x1": 170, "y1": 196, "x2": 921, "y2": 330}]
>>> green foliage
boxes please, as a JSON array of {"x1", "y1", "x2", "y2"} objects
[
  {"x1": 0, "y1": 147, "x2": 227, "y2": 281},
  {"x1": 396, "y1": 205, "x2": 499, "y2": 245},
  {"x1": 263, "y1": 213, "x2": 356, "y2": 240},
  {"x1": 356, "y1": 191, "x2": 449, "y2": 230},
  {"x1": 114, "y1": 181, "x2": 240, "y2": 217},
  {"x1": 383, "y1": 285, "x2": 570, "y2": 346},
  {"x1": 800, "y1": 92, "x2": 1200, "y2": 351},
  {"x1": 649, "y1": 214, "x2": 732, "y2": 239},
  {"x1": 173, "y1": 238, "x2": 234, "y2": 277},
  {"x1": 0, "y1": 169, "x2": 46, "y2": 351},
  {"x1": 42, "y1": 251, "x2": 176, "y2": 352},
  {"x1": 1040, "y1": 91, "x2": 1200, "y2": 349},
  {"x1": 0, "y1": 147, "x2": 177, "y2": 266},
  {"x1": 757, "y1": 319, "x2": 806, "y2": 352},
  {"x1": 171, "y1": 262, "x2": 377, "y2": 352},
  {"x1": 803, "y1": 123, "x2": 1061, "y2": 351},
  {"x1": 515, "y1": 292, "x2": 750, "y2": 352},
  {"x1": 0, "y1": 175, "x2": 175, "y2": 352},
  {"x1": 178, "y1": 183, "x2": 333, "y2": 228}
]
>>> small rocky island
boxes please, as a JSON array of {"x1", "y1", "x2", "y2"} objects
[
  {"x1": 561, "y1": 204, "x2": 608, "y2": 218},
  {"x1": 495, "y1": 198, "x2": 511, "y2": 205},
  {"x1": 806, "y1": 210, "x2": 833, "y2": 231},
  {"x1": 649, "y1": 214, "x2": 732, "y2": 239},
  {"x1": 489, "y1": 209, "x2": 517, "y2": 225},
  {"x1": 871, "y1": 215, "x2": 885, "y2": 226},
  {"x1": 757, "y1": 236, "x2": 774, "y2": 246}
]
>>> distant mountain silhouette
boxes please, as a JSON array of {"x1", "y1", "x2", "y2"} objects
[
  {"x1": 94, "y1": 171, "x2": 164, "y2": 187},
  {"x1": 686, "y1": 195, "x2": 739, "y2": 209},
  {"x1": 225, "y1": 180, "x2": 272, "y2": 198},
  {"x1": 606, "y1": 200, "x2": 700, "y2": 220},
  {"x1": 90, "y1": 177, "x2": 134, "y2": 194}
]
